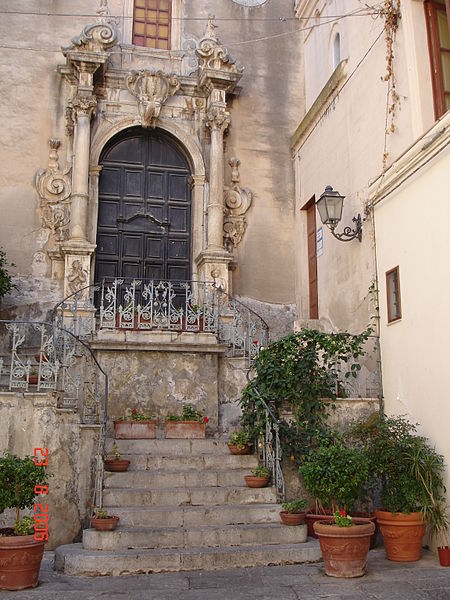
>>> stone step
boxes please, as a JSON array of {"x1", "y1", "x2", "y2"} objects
[
  {"x1": 104, "y1": 503, "x2": 282, "y2": 528},
  {"x1": 119, "y1": 452, "x2": 258, "y2": 471},
  {"x1": 109, "y1": 438, "x2": 234, "y2": 456},
  {"x1": 104, "y1": 468, "x2": 252, "y2": 488},
  {"x1": 55, "y1": 540, "x2": 322, "y2": 575},
  {"x1": 102, "y1": 485, "x2": 277, "y2": 507},
  {"x1": 83, "y1": 522, "x2": 307, "y2": 551}
]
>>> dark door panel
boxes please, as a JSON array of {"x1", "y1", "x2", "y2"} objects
[{"x1": 95, "y1": 128, "x2": 191, "y2": 285}]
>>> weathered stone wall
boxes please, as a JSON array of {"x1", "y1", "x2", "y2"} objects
[
  {"x1": 92, "y1": 336, "x2": 222, "y2": 437},
  {"x1": 0, "y1": 392, "x2": 100, "y2": 550}
]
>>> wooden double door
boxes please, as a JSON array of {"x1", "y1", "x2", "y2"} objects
[{"x1": 95, "y1": 127, "x2": 192, "y2": 284}]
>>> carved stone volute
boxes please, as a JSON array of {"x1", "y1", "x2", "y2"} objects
[
  {"x1": 35, "y1": 140, "x2": 71, "y2": 242},
  {"x1": 223, "y1": 158, "x2": 253, "y2": 250}
]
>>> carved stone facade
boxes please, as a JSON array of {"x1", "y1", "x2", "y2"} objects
[{"x1": 33, "y1": 3, "x2": 247, "y2": 296}]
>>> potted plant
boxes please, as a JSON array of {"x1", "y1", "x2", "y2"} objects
[
  {"x1": 244, "y1": 465, "x2": 270, "y2": 488},
  {"x1": 280, "y1": 498, "x2": 308, "y2": 525},
  {"x1": 164, "y1": 404, "x2": 209, "y2": 439},
  {"x1": 0, "y1": 452, "x2": 49, "y2": 590},
  {"x1": 104, "y1": 443, "x2": 130, "y2": 473},
  {"x1": 313, "y1": 508, "x2": 375, "y2": 578},
  {"x1": 298, "y1": 430, "x2": 370, "y2": 538},
  {"x1": 90, "y1": 508, "x2": 119, "y2": 531},
  {"x1": 113, "y1": 407, "x2": 157, "y2": 439},
  {"x1": 364, "y1": 414, "x2": 449, "y2": 563},
  {"x1": 227, "y1": 429, "x2": 252, "y2": 455}
]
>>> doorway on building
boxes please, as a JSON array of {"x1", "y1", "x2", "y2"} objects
[{"x1": 95, "y1": 127, "x2": 192, "y2": 288}]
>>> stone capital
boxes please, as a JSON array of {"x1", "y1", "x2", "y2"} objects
[
  {"x1": 72, "y1": 95, "x2": 97, "y2": 119},
  {"x1": 204, "y1": 107, "x2": 231, "y2": 134}
]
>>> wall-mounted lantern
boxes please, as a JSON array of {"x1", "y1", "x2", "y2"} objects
[{"x1": 315, "y1": 185, "x2": 362, "y2": 242}]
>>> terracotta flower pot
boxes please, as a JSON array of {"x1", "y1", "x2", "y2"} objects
[
  {"x1": 165, "y1": 421, "x2": 206, "y2": 439},
  {"x1": 104, "y1": 458, "x2": 130, "y2": 472},
  {"x1": 280, "y1": 511, "x2": 306, "y2": 526},
  {"x1": 228, "y1": 443, "x2": 251, "y2": 455},
  {"x1": 114, "y1": 419, "x2": 157, "y2": 439},
  {"x1": 313, "y1": 519, "x2": 375, "y2": 578},
  {"x1": 438, "y1": 546, "x2": 450, "y2": 567},
  {"x1": 375, "y1": 509, "x2": 425, "y2": 562},
  {"x1": 244, "y1": 475, "x2": 269, "y2": 488},
  {"x1": 0, "y1": 531, "x2": 46, "y2": 590},
  {"x1": 90, "y1": 515, "x2": 119, "y2": 531}
]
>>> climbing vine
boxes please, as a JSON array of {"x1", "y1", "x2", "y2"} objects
[{"x1": 380, "y1": 0, "x2": 401, "y2": 169}]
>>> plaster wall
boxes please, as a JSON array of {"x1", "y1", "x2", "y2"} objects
[
  {"x1": 292, "y1": 0, "x2": 436, "y2": 333},
  {"x1": 0, "y1": 0, "x2": 304, "y2": 312},
  {"x1": 0, "y1": 391, "x2": 100, "y2": 549},
  {"x1": 374, "y1": 144, "x2": 450, "y2": 499}
]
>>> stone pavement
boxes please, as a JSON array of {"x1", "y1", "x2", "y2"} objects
[{"x1": 1, "y1": 548, "x2": 450, "y2": 599}]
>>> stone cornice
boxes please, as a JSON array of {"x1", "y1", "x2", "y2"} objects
[
  {"x1": 369, "y1": 110, "x2": 450, "y2": 206},
  {"x1": 291, "y1": 59, "x2": 347, "y2": 155}
]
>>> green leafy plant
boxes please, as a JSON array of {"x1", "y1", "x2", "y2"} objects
[
  {"x1": 239, "y1": 327, "x2": 373, "y2": 458},
  {"x1": 281, "y1": 498, "x2": 308, "y2": 514},
  {"x1": 0, "y1": 452, "x2": 49, "y2": 530},
  {"x1": 119, "y1": 408, "x2": 155, "y2": 421},
  {"x1": 14, "y1": 516, "x2": 35, "y2": 536},
  {"x1": 166, "y1": 404, "x2": 209, "y2": 423},
  {"x1": 251, "y1": 466, "x2": 269, "y2": 478},
  {"x1": 333, "y1": 509, "x2": 353, "y2": 527},
  {"x1": 0, "y1": 247, "x2": 15, "y2": 305},
  {"x1": 112, "y1": 443, "x2": 121, "y2": 460},
  {"x1": 228, "y1": 429, "x2": 250, "y2": 449},
  {"x1": 362, "y1": 414, "x2": 449, "y2": 521},
  {"x1": 298, "y1": 430, "x2": 370, "y2": 514},
  {"x1": 92, "y1": 508, "x2": 114, "y2": 519}
]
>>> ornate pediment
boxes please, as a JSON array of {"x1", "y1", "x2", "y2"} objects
[
  {"x1": 126, "y1": 70, "x2": 181, "y2": 128},
  {"x1": 196, "y1": 16, "x2": 243, "y2": 74},
  {"x1": 63, "y1": 0, "x2": 117, "y2": 54}
]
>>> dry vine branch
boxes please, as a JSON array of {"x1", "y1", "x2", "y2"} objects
[{"x1": 379, "y1": 0, "x2": 401, "y2": 169}]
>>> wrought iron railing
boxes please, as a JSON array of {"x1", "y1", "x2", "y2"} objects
[
  {"x1": 248, "y1": 379, "x2": 285, "y2": 503},
  {"x1": 0, "y1": 320, "x2": 108, "y2": 425},
  {"x1": 52, "y1": 278, "x2": 269, "y2": 366}
]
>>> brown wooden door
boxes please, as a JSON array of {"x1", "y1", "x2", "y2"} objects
[
  {"x1": 306, "y1": 201, "x2": 318, "y2": 319},
  {"x1": 95, "y1": 127, "x2": 191, "y2": 285}
]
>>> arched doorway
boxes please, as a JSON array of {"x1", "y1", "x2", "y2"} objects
[{"x1": 95, "y1": 127, "x2": 192, "y2": 284}]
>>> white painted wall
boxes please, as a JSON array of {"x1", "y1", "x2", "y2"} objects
[{"x1": 374, "y1": 138, "x2": 450, "y2": 502}]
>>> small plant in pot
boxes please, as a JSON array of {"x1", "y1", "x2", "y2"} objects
[
  {"x1": 114, "y1": 407, "x2": 157, "y2": 439},
  {"x1": 363, "y1": 413, "x2": 450, "y2": 563},
  {"x1": 165, "y1": 404, "x2": 209, "y2": 439},
  {"x1": 313, "y1": 508, "x2": 375, "y2": 578},
  {"x1": 0, "y1": 452, "x2": 49, "y2": 590},
  {"x1": 227, "y1": 429, "x2": 252, "y2": 455},
  {"x1": 280, "y1": 498, "x2": 308, "y2": 525},
  {"x1": 104, "y1": 443, "x2": 130, "y2": 473},
  {"x1": 298, "y1": 429, "x2": 371, "y2": 538},
  {"x1": 244, "y1": 465, "x2": 270, "y2": 488},
  {"x1": 90, "y1": 507, "x2": 120, "y2": 531}
]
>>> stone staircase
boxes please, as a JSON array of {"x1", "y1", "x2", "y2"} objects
[{"x1": 55, "y1": 438, "x2": 321, "y2": 575}]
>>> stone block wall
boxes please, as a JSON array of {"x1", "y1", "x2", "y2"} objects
[{"x1": 0, "y1": 392, "x2": 101, "y2": 549}]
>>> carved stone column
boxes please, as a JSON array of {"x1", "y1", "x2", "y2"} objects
[
  {"x1": 205, "y1": 107, "x2": 231, "y2": 249},
  {"x1": 70, "y1": 95, "x2": 97, "y2": 241},
  {"x1": 194, "y1": 17, "x2": 243, "y2": 293}
]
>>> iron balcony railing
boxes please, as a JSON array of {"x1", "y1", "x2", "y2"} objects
[
  {"x1": 52, "y1": 278, "x2": 270, "y2": 366},
  {"x1": 0, "y1": 320, "x2": 108, "y2": 425}
]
